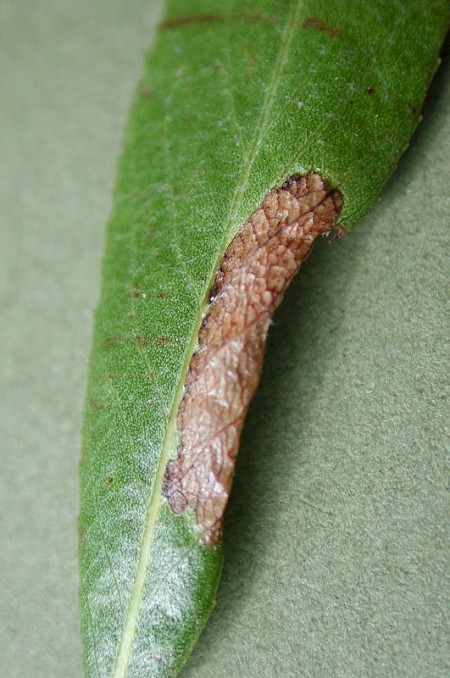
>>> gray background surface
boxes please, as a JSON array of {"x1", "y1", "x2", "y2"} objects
[{"x1": 0, "y1": 2, "x2": 448, "y2": 677}]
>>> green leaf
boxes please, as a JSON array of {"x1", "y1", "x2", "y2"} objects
[{"x1": 79, "y1": 1, "x2": 448, "y2": 676}]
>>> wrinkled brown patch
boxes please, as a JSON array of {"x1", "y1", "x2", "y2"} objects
[
  {"x1": 302, "y1": 16, "x2": 338, "y2": 37},
  {"x1": 163, "y1": 173, "x2": 343, "y2": 544}
]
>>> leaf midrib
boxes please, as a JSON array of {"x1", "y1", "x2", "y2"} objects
[{"x1": 111, "y1": 2, "x2": 303, "y2": 675}]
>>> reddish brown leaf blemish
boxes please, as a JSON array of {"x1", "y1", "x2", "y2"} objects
[
  {"x1": 160, "y1": 13, "x2": 282, "y2": 31},
  {"x1": 163, "y1": 173, "x2": 343, "y2": 544},
  {"x1": 130, "y1": 287, "x2": 145, "y2": 299},
  {"x1": 156, "y1": 335, "x2": 173, "y2": 345},
  {"x1": 160, "y1": 13, "x2": 222, "y2": 29},
  {"x1": 134, "y1": 334, "x2": 148, "y2": 347},
  {"x1": 89, "y1": 399, "x2": 108, "y2": 411},
  {"x1": 104, "y1": 334, "x2": 123, "y2": 348},
  {"x1": 302, "y1": 16, "x2": 338, "y2": 37}
]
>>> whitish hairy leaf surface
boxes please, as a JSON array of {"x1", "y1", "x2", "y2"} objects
[{"x1": 79, "y1": 1, "x2": 448, "y2": 676}]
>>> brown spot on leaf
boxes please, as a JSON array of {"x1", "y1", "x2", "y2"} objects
[
  {"x1": 160, "y1": 13, "x2": 281, "y2": 30},
  {"x1": 157, "y1": 335, "x2": 173, "y2": 346},
  {"x1": 104, "y1": 334, "x2": 123, "y2": 348},
  {"x1": 160, "y1": 13, "x2": 222, "y2": 29},
  {"x1": 134, "y1": 334, "x2": 148, "y2": 348},
  {"x1": 163, "y1": 173, "x2": 343, "y2": 544},
  {"x1": 409, "y1": 102, "x2": 421, "y2": 118},
  {"x1": 208, "y1": 280, "x2": 220, "y2": 302},
  {"x1": 130, "y1": 287, "x2": 146, "y2": 299},
  {"x1": 302, "y1": 16, "x2": 338, "y2": 37},
  {"x1": 140, "y1": 85, "x2": 153, "y2": 98},
  {"x1": 89, "y1": 399, "x2": 108, "y2": 411}
]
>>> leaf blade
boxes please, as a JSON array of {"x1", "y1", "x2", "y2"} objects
[{"x1": 79, "y1": 1, "x2": 448, "y2": 676}]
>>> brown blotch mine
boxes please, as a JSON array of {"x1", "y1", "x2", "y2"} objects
[{"x1": 163, "y1": 172, "x2": 343, "y2": 544}]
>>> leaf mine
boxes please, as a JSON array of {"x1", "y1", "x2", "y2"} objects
[{"x1": 163, "y1": 172, "x2": 343, "y2": 544}]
